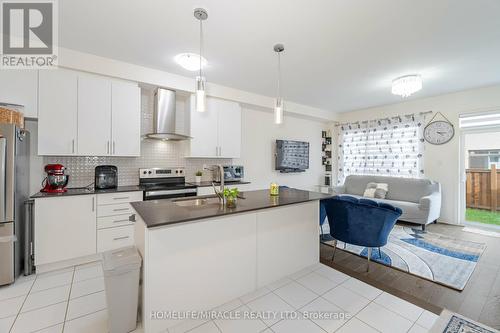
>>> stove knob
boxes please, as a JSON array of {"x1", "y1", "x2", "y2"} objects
[
  {"x1": 148, "y1": 171, "x2": 152, "y2": 175},
  {"x1": 143, "y1": 171, "x2": 147, "y2": 175},
  {"x1": 175, "y1": 170, "x2": 179, "y2": 174}
]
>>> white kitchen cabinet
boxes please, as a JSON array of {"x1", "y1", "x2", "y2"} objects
[
  {"x1": 97, "y1": 225, "x2": 135, "y2": 252},
  {"x1": 38, "y1": 69, "x2": 78, "y2": 155},
  {"x1": 34, "y1": 195, "x2": 97, "y2": 266},
  {"x1": 111, "y1": 81, "x2": 141, "y2": 156},
  {"x1": 77, "y1": 74, "x2": 112, "y2": 156},
  {"x1": 37, "y1": 68, "x2": 141, "y2": 156},
  {"x1": 218, "y1": 100, "x2": 241, "y2": 158},
  {"x1": 188, "y1": 96, "x2": 241, "y2": 158},
  {"x1": 0, "y1": 70, "x2": 38, "y2": 118},
  {"x1": 189, "y1": 96, "x2": 220, "y2": 157}
]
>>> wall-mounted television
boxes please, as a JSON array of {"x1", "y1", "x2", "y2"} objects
[{"x1": 275, "y1": 140, "x2": 309, "y2": 173}]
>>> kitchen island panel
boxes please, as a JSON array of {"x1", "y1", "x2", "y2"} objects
[
  {"x1": 141, "y1": 213, "x2": 257, "y2": 332},
  {"x1": 256, "y1": 201, "x2": 319, "y2": 287}
]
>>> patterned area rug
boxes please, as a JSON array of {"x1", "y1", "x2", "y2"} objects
[
  {"x1": 322, "y1": 225, "x2": 486, "y2": 290},
  {"x1": 430, "y1": 310, "x2": 499, "y2": 333}
]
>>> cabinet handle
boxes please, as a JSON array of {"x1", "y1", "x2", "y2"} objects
[
  {"x1": 72, "y1": 139, "x2": 75, "y2": 154},
  {"x1": 113, "y1": 196, "x2": 129, "y2": 200},
  {"x1": 113, "y1": 208, "x2": 129, "y2": 212},
  {"x1": 113, "y1": 141, "x2": 116, "y2": 154},
  {"x1": 113, "y1": 219, "x2": 130, "y2": 223},
  {"x1": 219, "y1": 146, "x2": 222, "y2": 156},
  {"x1": 92, "y1": 197, "x2": 95, "y2": 212},
  {"x1": 113, "y1": 236, "x2": 130, "y2": 241}
]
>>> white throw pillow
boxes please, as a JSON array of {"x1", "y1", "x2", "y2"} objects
[{"x1": 363, "y1": 182, "x2": 389, "y2": 199}]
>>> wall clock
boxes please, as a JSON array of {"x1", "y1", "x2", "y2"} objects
[{"x1": 423, "y1": 112, "x2": 455, "y2": 145}]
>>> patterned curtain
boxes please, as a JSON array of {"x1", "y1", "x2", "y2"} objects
[{"x1": 337, "y1": 114, "x2": 427, "y2": 184}]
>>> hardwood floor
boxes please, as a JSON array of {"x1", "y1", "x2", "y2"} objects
[{"x1": 319, "y1": 222, "x2": 500, "y2": 329}]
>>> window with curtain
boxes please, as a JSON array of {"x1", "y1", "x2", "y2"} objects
[{"x1": 337, "y1": 114, "x2": 427, "y2": 184}]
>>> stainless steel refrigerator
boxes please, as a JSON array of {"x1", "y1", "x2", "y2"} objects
[{"x1": 0, "y1": 122, "x2": 29, "y2": 286}]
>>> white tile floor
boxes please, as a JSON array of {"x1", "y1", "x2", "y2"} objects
[
  {"x1": 0, "y1": 262, "x2": 440, "y2": 333},
  {"x1": 0, "y1": 261, "x2": 142, "y2": 333},
  {"x1": 167, "y1": 263, "x2": 440, "y2": 333}
]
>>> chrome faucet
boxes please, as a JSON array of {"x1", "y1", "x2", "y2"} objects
[{"x1": 204, "y1": 164, "x2": 225, "y2": 205}]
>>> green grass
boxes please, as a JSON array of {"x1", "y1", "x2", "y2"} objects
[{"x1": 466, "y1": 208, "x2": 500, "y2": 226}]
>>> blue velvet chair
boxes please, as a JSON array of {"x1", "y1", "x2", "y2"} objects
[{"x1": 323, "y1": 195, "x2": 402, "y2": 271}]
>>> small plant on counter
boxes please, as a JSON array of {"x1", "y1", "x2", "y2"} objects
[
  {"x1": 223, "y1": 188, "x2": 239, "y2": 208},
  {"x1": 195, "y1": 171, "x2": 203, "y2": 183}
]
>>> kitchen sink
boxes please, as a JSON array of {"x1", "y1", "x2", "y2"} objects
[
  {"x1": 173, "y1": 194, "x2": 245, "y2": 207},
  {"x1": 173, "y1": 196, "x2": 221, "y2": 207}
]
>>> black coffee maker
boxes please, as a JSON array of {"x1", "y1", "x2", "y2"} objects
[{"x1": 95, "y1": 165, "x2": 118, "y2": 189}]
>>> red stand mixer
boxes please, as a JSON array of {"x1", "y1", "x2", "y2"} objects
[{"x1": 41, "y1": 164, "x2": 69, "y2": 193}]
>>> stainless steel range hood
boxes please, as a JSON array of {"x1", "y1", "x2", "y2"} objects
[{"x1": 147, "y1": 88, "x2": 191, "y2": 141}]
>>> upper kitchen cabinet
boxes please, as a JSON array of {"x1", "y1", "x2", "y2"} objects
[
  {"x1": 111, "y1": 81, "x2": 141, "y2": 156},
  {"x1": 0, "y1": 69, "x2": 38, "y2": 118},
  {"x1": 38, "y1": 68, "x2": 78, "y2": 155},
  {"x1": 188, "y1": 95, "x2": 242, "y2": 158},
  {"x1": 78, "y1": 74, "x2": 112, "y2": 156},
  {"x1": 37, "y1": 68, "x2": 141, "y2": 156}
]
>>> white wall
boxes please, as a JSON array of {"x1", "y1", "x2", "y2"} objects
[
  {"x1": 235, "y1": 107, "x2": 326, "y2": 190},
  {"x1": 335, "y1": 84, "x2": 500, "y2": 225}
]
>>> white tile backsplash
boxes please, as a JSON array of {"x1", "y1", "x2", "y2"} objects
[{"x1": 42, "y1": 89, "x2": 231, "y2": 187}]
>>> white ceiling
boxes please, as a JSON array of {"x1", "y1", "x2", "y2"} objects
[{"x1": 60, "y1": 0, "x2": 500, "y2": 113}]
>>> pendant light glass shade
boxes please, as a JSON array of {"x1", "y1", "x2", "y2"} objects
[
  {"x1": 195, "y1": 76, "x2": 206, "y2": 112},
  {"x1": 274, "y1": 97, "x2": 283, "y2": 124},
  {"x1": 273, "y1": 43, "x2": 285, "y2": 125},
  {"x1": 194, "y1": 8, "x2": 208, "y2": 113}
]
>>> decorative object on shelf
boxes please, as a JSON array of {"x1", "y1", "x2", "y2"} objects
[
  {"x1": 391, "y1": 74, "x2": 422, "y2": 97},
  {"x1": 194, "y1": 8, "x2": 208, "y2": 113},
  {"x1": 322, "y1": 130, "x2": 332, "y2": 185},
  {"x1": 223, "y1": 188, "x2": 239, "y2": 208},
  {"x1": 424, "y1": 111, "x2": 455, "y2": 145},
  {"x1": 270, "y1": 182, "x2": 279, "y2": 196},
  {"x1": 273, "y1": 43, "x2": 285, "y2": 124},
  {"x1": 195, "y1": 170, "x2": 202, "y2": 183},
  {"x1": 0, "y1": 105, "x2": 24, "y2": 128}
]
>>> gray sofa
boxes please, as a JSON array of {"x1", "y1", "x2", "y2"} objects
[{"x1": 333, "y1": 175, "x2": 441, "y2": 230}]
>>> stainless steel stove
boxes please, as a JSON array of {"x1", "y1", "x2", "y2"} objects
[{"x1": 139, "y1": 168, "x2": 197, "y2": 200}]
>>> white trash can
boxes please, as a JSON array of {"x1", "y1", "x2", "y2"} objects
[{"x1": 102, "y1": 246, "x2": 142, "y2": 333}]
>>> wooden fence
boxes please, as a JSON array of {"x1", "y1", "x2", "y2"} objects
[{"x1": 466, "y1": 165, "x2": 499, "y2": 211}]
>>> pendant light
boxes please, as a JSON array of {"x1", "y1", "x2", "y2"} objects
[
  {"x1": 194, "y1": 8, "x2": 208, "y2": 112},
  {"x1": 273, "y1": 44, "x2": 285, "y2": 124}
]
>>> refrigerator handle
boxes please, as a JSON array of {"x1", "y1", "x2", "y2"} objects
[{"x1": 0, "y1": 137, "x2": 7, "y2": 222}]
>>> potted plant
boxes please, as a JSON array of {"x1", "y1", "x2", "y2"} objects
[
  {"x1": 223, "y1": 188, "x2": 239, "y2": 208},
  {"x1": 195, "y1": 171, "x2": 202, "y2": 183}
]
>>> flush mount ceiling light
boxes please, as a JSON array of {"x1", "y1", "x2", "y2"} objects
[
  {"x1": 273, "y1": 43, "x2": 285, "y2": 124},
  {"x1": 174, "y1": 53, "x2": 207, "y2": 71},
  {"x1": 391, "y1": 74, "x2": 422, "y2": 98},
  {"x1": 194, "y1": 8, "x2": 208, "y2": 112}
]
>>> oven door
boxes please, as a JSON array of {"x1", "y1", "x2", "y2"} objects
[{"x1": 143, "y1": 188, "x2": 197, "y2": 201}]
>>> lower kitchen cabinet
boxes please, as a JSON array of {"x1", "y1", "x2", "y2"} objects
[
  {"x1": 97, "y1": 225, "x2": 135, "y2": 252},
  {"x1": 34, "y1": 195, "x2": 97, "y2": 266},
  {"x1": 34, "y1": 191, "x2": 143, "y2": 267}
]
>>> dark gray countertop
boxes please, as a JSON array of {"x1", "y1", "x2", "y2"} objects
[
  {"x1": 31, "y1": 185, "x2": 145, "y2": 198},
  {"x1": 187, "y1": 180, "x2": 251, "y2": 187},
  {"x1": 131, "y1": 188, "x2": 333, "y2": 228}
]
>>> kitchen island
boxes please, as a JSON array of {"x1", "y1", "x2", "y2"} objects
[{"x1": 132, "y1": 188, "x2": 331, "y2": 333}]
